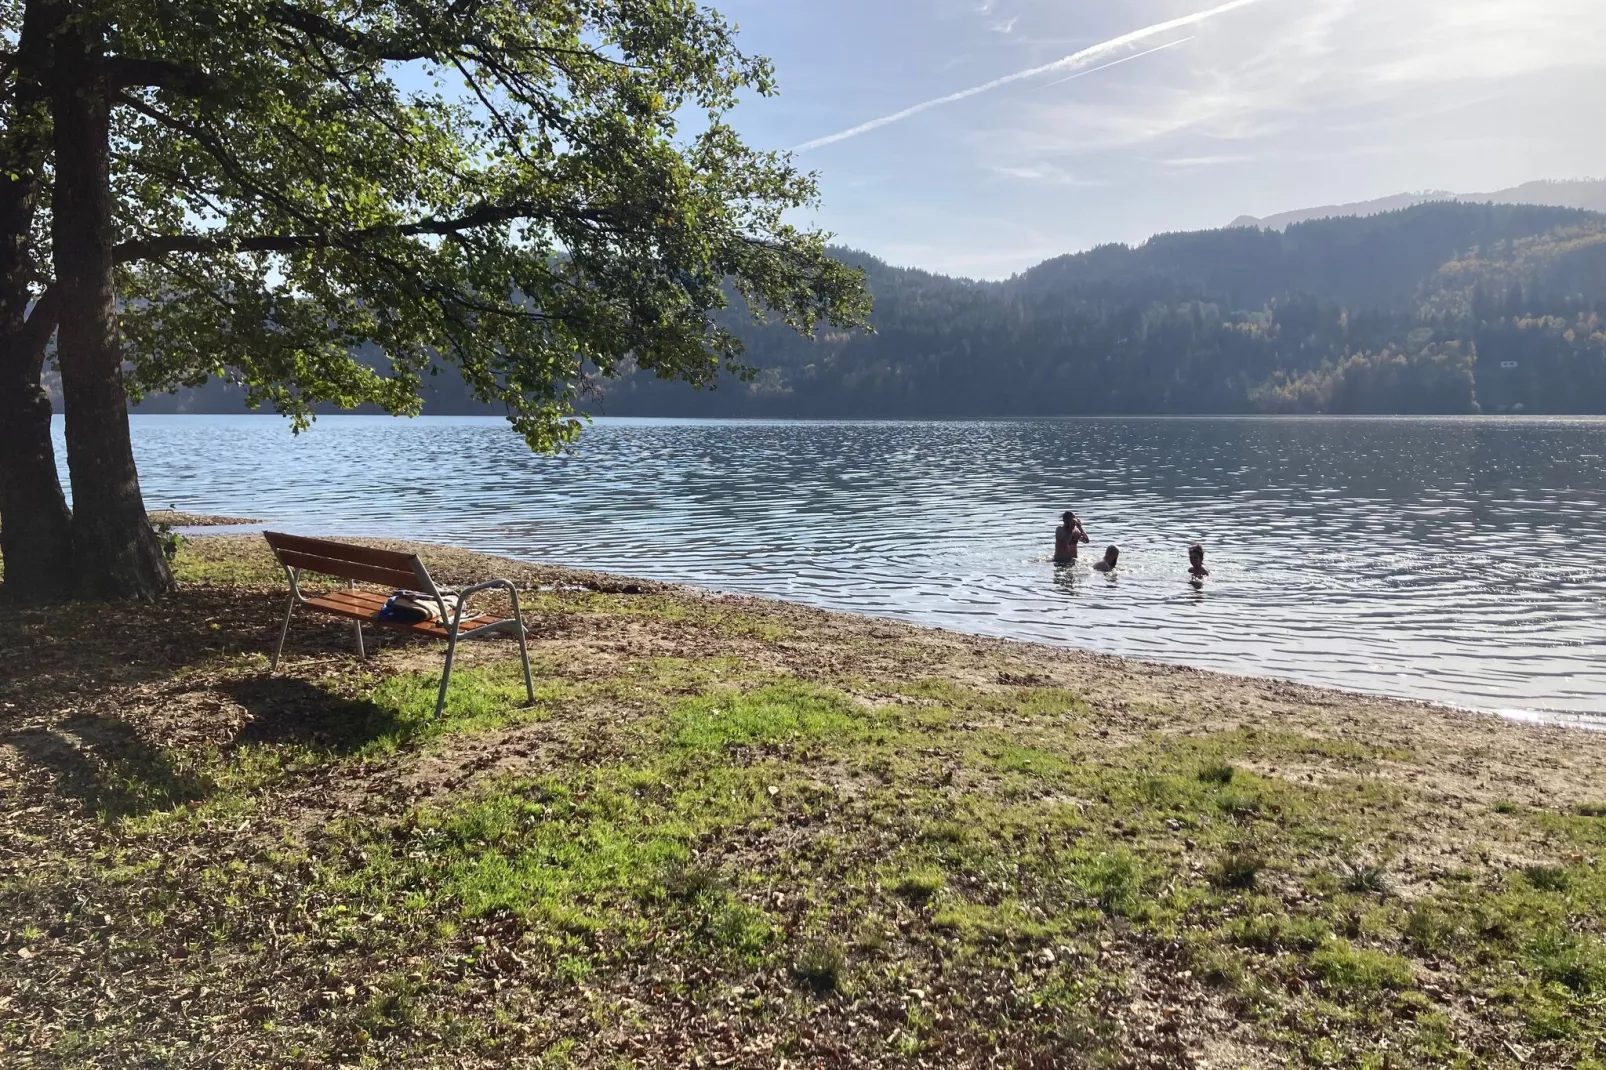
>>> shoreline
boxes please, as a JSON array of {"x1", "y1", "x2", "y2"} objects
[
  {"x1": 10, "y1": 533, "x2": 1606, "y2": 1065},
  {"x1": 104, "y1": 411, "x2": 1606, "y2": 423},
  {"x1": 157, "y1": 533, "x2": 1606, "y2": 803},
  {"x1": 162, "y1": 519, "x2": 1597, "y2": 731}
]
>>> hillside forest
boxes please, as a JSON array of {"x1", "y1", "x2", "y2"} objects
[{"x1": 126, "y1": 201, "x2": 1606, "y2": 418}]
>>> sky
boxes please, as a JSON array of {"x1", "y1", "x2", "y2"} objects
[{"x1": 713, "y1": 0, "x2": 1606, "y2": 279}]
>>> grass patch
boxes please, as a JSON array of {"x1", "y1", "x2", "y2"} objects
[
  {"x1": 419, "y1": 767, "x2": 761, "y2": 924},
  {"x1": 1339, "y1": 860, "x2": 1391, "y2": 896},
  {"x1": 1074, "y1": 849, "x2": 1147, "y2": 916},
  {"x1": 894, "y1": 868, "x2": 945, "y2": 904},
  {"x1": 355, "y1": 664, "x2": 573, "y2": 754},
  {"x1": 670, "y1": 682, "x2": 873, "y2": 752},
  {"x1": 1309, "y1": 939, "x2": 1415, "y2": 994},
  {"x1": 791, "y1": 941, "x2": 846, "y2": 995},
  {"x1": 1226, "y1": 911, "x2": 1331, "y2": 953},
  {"x1": 170, "y1": 538, "x2": 285, "y2": 585},
  {"x1": 1403, "y1": 904, "x2": 1460, "y2": 955},
  {"x1": 1213, "y1": 848, "x2": 1264, "y2": 890},
  {"x1": 1522, "y1": 863, "x2": 1571, "y2": 892}
]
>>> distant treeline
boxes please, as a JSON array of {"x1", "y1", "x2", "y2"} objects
[{"x1": 128, "y1": 201, "x2": 1606, "y2": 418}]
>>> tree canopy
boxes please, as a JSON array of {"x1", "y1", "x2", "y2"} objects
[{"x1": 0, "y1": 0, "x2": 870, "y2": 600}]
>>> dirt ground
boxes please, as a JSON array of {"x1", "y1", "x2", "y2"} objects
[{"x1": 3, "y1": 533, "x2": 1604, "y2": 1068}]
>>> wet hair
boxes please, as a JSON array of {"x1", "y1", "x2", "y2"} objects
[
  {"x1": 1104, "y1": 545, "x2": 1119, "y2": 563},
  {"x1": 1062, "y1": 511, "x2": 1076, "y2": 525},
  {"x1": 1189, "y1": 543, "x2": 1204, "y2": 560}
]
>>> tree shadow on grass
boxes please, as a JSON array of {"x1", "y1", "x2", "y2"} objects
[
  {"x1": 5, "y1": 713, "x2": 215, "y2": 819},
  {"x1": 225, "y1": 675, "x2": 411, "y2": 756},
  {"x1": 0, "y1": 588, "x2": 294, "y2": 706}
]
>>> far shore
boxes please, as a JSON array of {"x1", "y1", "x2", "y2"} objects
[{"x1": 5, "y1": 533, "x2": 1605, "y2": 1066}]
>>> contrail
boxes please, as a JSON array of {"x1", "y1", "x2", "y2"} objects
[
  {"x1": 1038, "y1": 37, "x2": 1196, "y2": 91},
  {"x1": 793, "y1": 0, "x2": 1269, "y2": 152}
]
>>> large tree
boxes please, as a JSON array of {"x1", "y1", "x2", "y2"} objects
[
  {"x1": 0, "y1": 0, "x2": 869, "y2": 601},
  {"x1": 0, "y1": 1, "x2": 70, "y2": 600}
]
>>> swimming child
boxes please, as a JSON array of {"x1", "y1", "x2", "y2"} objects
[
  {"x1": 1092, "y1": 545, "x2": 1120, "y2": 573},
  {"x1": 1188, "y1": 544, "x2": 1209, "y2": 583},
  {"x1": 1054, "y1": 511, "x2": 1090, "y2": 565}
]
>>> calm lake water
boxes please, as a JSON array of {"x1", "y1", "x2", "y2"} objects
[{"x1": 58, "y1": 415, "x2": 1606, "y2": 724}]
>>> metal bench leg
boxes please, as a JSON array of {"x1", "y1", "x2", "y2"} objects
[
  {"x1": 349, "y1": 581, "x2": 366, "y2": 659},
  {"x1": 509, "y1": 589, "x2": 535, "y2": 705},
  {"x1": 433, "y1": 630, "x2": 459, "y2": 718},
  {"x1": 271, "y1": 594, "x2": 296, "y2": 671}
]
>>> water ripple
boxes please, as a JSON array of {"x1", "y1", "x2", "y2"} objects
[{"x1": 68, "y1": 414, "x2": 1606, "y2": 725}]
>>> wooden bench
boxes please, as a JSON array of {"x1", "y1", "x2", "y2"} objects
[{"x1": 263, "y1": 532, "x2": 534, "y2": 717}]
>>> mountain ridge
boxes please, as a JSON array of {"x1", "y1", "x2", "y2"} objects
[{"x1": 1229, "y1": 178, "x2": 1606, "y2": 231}]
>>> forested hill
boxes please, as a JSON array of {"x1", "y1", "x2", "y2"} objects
[
  {"x1": 130, "y1": 200, "x2": 1606, "y2": 418},
  {"x1": 597, "y1": 201, "x2": 1606, "y2": 416}
]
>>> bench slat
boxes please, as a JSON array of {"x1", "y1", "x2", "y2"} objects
[
  {"x1": 273, "y1": 547, "x2": 420, "y2": 590},
  {"x1": 264, "y1": 532, "x2": 422, "y2": 574},
  {"x1": 310, "y1": 589, "x2": 393, "y2": 615},
  {"x1": 300, "y1": 589, "x2": 504, "y2": 639}
]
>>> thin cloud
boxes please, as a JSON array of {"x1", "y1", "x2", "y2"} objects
[
  {"x1": 1038, "y1": 37, "x2": 1197, "y2": 90},
  {"x1": 793, "y1": 0, "x2": 1273, "y2": 153}
]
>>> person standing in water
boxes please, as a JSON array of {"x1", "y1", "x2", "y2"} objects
[
  {"x1": 1188, "y1": 544, "x2": 1210, "y2": 584},
  {"x1": 1092, "y1": 545, "x2": 1120, "y2": 573},
  {"x1": 1054, "y1": 511, "x2": 1090, "y2": 565}
]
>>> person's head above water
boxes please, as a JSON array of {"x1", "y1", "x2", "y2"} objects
[
  {"x1": 1103, "y1": 545, "x2": 1119, "y2": 565},
  {"x1": 1189, "y1": 544, "x2": 1204, "y2": 565},
  {"x1": 1061, "y1": 511, "x2": 1078, "y2": 527}
]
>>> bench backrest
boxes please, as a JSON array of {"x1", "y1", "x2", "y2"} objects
[{"x1": 264, "y1": 532, "x2": 432, "y2": 592}]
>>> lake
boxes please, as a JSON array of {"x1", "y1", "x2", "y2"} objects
[{"x1": 63, "y1": 414, "x2": 1606, "y2": 725}]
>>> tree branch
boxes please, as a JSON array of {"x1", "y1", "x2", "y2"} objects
[
  {"x1": 19, "y1": 285, "x2": 58, "y2": 355},
  {"x1": 106, "y1": 56, "x2": 217, "y2": 96},
  {"x1": 260, "y1": 3, "x2": 437, "y2": 62},
  {"x1": 113, "y1": 202, "x2": 540, "y2": 263}
]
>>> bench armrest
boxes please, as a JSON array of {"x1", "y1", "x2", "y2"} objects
[
  {"x1": 457, "y1": 577, "x2": 517, "y2": 598},
  {"x1": 446, "y1": 577, "x2": 528, "y2": 636}
]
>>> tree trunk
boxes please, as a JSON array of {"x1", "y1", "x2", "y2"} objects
[
  {"x1": 0, "y1": 300, "x2": 74, "y2": 602},
  {"x1": 0, "y1": 0, "x2": 74, "y2": 601},
  {"x1": 50, "y1": 12, "x2": 173, "y2": 600}
]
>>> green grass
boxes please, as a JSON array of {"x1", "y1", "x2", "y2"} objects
[
  {"x1": 791, "y1": 941, "x2": 846, "y2": 995},
  {"x1": 1226, "y1": 909, "x2": 1332, "y2": 952},
  {"x1": 894, "y1": 868, "x2": 945, "y2": 903},
  {"x1": 430, "y1": 781, "x2": 694, "y2": 920},
  {"x1": 1214, "y1": 847, "x2": 1265, "y2": 889},
  {"x1": 169, "y1": 542, "x2": 285, "y2": 586},
  {"x1": 13, "y1": 538, "x2": 1606, "y2": 1067},
  {"x1": 669, "y1": 682, "x2": 875, "y2": 752},
  {"x1": 357, "y1": 663, "x2": 574, "y2": 754},
  {"x1": 60, "y1": 673, "x2": 1582, "y2": 1064},
  {"x1": 1308, "y1": 939, "x2": 1415, "y2": 994}
]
